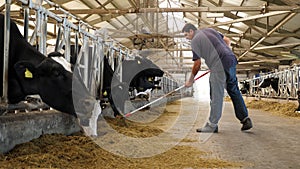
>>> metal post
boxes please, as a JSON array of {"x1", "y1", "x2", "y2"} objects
[
  {"x1": 83, "y1": 36, "x2": 89, "y2": 88},
  {"x1": 74, "y1": 32, "x2": 79, "y2": 59},
  {"x1": 110, "y1": 47, "x2": 115, "y2": 71},
  {"x1": 29, "y1": 29, "x2": 37, "y2": 45},
  {"x1": 2, "y1": 0, "x2": 11, "y2": 103},
  {"x1": 296, "y1": 66, "x2": 300, "y2": 94},
  {"x1": 99, "y1": 42, "x2": 105, "y2": 99},
  {"x1": 54, "y1": 25, "x2": 62, "y2": 52},
  {"x1": 118, "y1": 48, "x2": 123, "y2": 82},
  {"x1": 64, "y1": 26, "x2": 71, "y2": 62},
  {"x1": 41, "y1": 12, "x2": 48, "y2": 55},
  {"x1": 92, "y1": 41, "x2": 99, "y2": 85},
  {"x1": 23, "y1": 6, "x2": 29, "y2": 41},
  {"x1": 98, "y1": 39, "x2": 103, "y2": 88},
  {"x1": 36, "y1": 10, "x2": 41, "y2": 51}
]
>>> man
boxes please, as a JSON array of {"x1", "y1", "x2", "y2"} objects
[{"x1": 182, "y1": 23, "x2": 252, "y2": 133}]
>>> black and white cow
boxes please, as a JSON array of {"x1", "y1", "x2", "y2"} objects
[
  {"x1": 239, "y1": 80, "x2": 250, "y2": 94},
  {"x1": 122, "y1": 56, "x2": 164, "y2": 93},
  {"x1": 0, "y1": 14, "x2": 100, "y2": 136},
  {"x1": 259, "y1": 77, "x2": 279, "y2": 93},
  {"x1": 296, "y1": 90, "x2": 300, "y2": 113},
  {"x1": 101, "y1": 55, "x2": 164, "y2": 117}
]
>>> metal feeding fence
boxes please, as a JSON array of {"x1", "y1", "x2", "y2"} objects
[
  {"x1": 1, "y1": 0, "x2": 180, "y2": 113},
  {"x1": 241, "y1": 65, "x2": 300, "y2": 100}
]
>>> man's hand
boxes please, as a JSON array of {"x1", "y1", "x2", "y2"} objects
[
  {"x1": 185, "y1": 80, "x2": 194, "y2": 87},
  {"x1": 223, "y1": 36, "x2": 231, "y2": 47}
]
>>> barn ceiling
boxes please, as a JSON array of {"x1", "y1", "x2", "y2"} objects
[{"x1": 1, "y1": 0, "x2": 300, "y2": 76}]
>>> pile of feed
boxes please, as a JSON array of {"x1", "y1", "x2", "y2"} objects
[
  {"x1": 246, "y1": 99, "x2": 300, "y2": 117},
  {"x1": 225, "y1": 96, "x2": 300, "y2": 117},
  {"x1": 0, "y1": 101, "x2": 243, "y2": 169},
  {"x1": 0, "y1": 133, "x2": 242, "y2": 169}
]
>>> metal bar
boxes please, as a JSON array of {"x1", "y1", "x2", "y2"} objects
[
  {"x1": 99, "y1": 46, "x2": 104, "y2": 99},
  {"x1": 83, "y1": 36, "x2": 89, "y2": 87},
  {"x1": 78, "y1": 28, "x2": 96, "y2": 40},
  {"x1": 2, "y1": 0, "x2": 11, "y2": 102},
  {"x1": 54, "y1": 25, "x2": 62, "y2": 52},
  {"x1": 29, "y1": 28, "x2": 36, "y2": 45},
  {"x1": 23, "y1": 6, "x2": 29, "y2": 41},
  {"x1": 30, "y1": 0, "x2": 98, "y2": 41},
  {"x1": 26, "y1": 0, "x2": 98, "y2": 53},
  {"x1": 64, "y1": 27, "x2": 71, "y2": 62},
  {"x1": 36, "y1": 10, "x2": 46, "y2": 54},
  {"x1": 118, "y1": 48, "x2": 123, "y2": 82},
  {"x1": 29, "y1": 2, "x2": 63, "y2": 23},
  {"x1": 41, "y1": 12, "x2": 48, "y2": 55},
  {"x1": 75, "y1": 32, "x2": 79, "y2": 58},
  {"x1": 96, "y1": 40, "x2": 103, "y2": 89}
]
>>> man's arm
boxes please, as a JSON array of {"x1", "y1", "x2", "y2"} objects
[{"x1": 185, "y1": 59, "x2": 201, "y2": 87}]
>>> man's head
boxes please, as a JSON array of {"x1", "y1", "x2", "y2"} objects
[{"x1": 182, "y1": 23, "x2": 197, "y2": 40}]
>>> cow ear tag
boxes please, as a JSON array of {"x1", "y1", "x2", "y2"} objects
[
  {"x1": 25, "y1": 68, "x2": 33, "y2": 78},
  {"x1": 103, "y1": 90, "x2": 108, "y2": 96}
]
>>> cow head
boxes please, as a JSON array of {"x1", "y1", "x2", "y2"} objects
[
  {"x1": 14, "y1": 58, "x2": 75, "y2": 115},
  {"x1": 122, "y1": 56, "x2": 164, "y2": 89},
  {"x1": 100, "y1": 55, "x2": 164, "y2": 117},
  {"x1": 14, "y1": 57, "x2": 101, "y2": 136},
  {"x1": 240, "y1": 81, "x2": 250, "y2": 94}
]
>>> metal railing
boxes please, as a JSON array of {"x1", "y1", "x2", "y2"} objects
[
  {"x1": 1, "y1": 0, "x2": 180, "y2": 109},
  {"x1": 242, "y1": 65, "x2": 300, "y2": 99}
]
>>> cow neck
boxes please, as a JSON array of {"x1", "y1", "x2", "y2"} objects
[{"x1": 14, "y1": 38, "x2": 46, "y2": 65}]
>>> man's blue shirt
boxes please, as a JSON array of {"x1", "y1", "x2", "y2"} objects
[{"x1": 191, "y1": 28, "x2": 237, "y2": 70}]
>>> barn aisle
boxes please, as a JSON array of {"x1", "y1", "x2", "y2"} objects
[{"x1": 183, "y1": 97, "x2": 300, "y2": 169}]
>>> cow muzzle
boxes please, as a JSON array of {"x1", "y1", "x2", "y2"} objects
[{"x1": 76, "y1": 99, "x2": 102, "y2": 137}]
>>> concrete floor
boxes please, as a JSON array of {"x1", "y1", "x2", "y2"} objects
[{"x1": 182, "y1": 97, "x2": 300, "y2": 169}]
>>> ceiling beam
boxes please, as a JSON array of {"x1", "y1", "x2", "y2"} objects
[
  {"x1": 238, "y1": 12, "x2": 297, "y2": 60},
  {"x1": 221, "y1": 10, "x2": 298, "y2": 49},
  {"x1": 52, "y1": 0, "x2": 73, "y2": 4},
  {"x1": 261, "y1": 0, "x2": 286, "y2": 6},
  {"x1": 206, "y1": 11, "x2": 291, "y2": 28},
  {"x1": 253, "y1": 42, "x2": 300, "y2": 51},
  {"x1": 82, "y1": 0, "x2": 113, "y2": 20},
  {"x1": 49, "y1": 6, "x2": 299, "y2": 15},
  {"x1": 132, "y1": 42, "x2": 300, "y2": 52},
  {"x1": 238, "y1": 60, "x2": 280, "y2": 65},
  {"x1": 226, "y1": 33, "x2": 300, "y2": 38}
]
